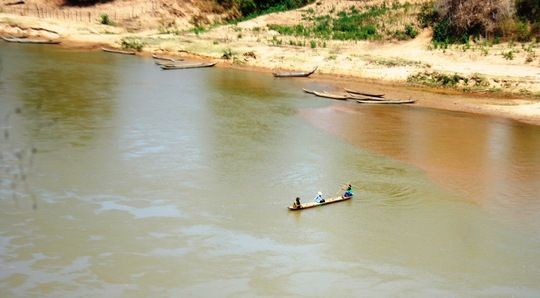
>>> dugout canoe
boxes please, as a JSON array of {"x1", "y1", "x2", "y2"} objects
[
  {"x1": 160, "y1": 62, "x2": 216, "y2": 70},
  {"x1": 313, "y1": 91, "x2": 349, "y2": 100},
  {"x1": 2, "y1": 36, "x2": 61, "y2": 44},
  {"x1": 154, "y1": 60, "x2": 187, "y2": 66},
  {"x1": 356, "y1": 98, "x2": 416, "y2": 104},
  {"x1": 347, "y1": 93, "x2": 389, "y2": 101},
  {"x1": 344, "y1": 88, "x2": 385, "y2": 98},
  {"x1": 273, "y1": 66, "x2": 317, "y2": 77},
  {"x1": 152, "y1": 54, "x2": 184, "y2": 62},
  {"x1": 102, "y1": 47, "x2": 136, "y2": 55},
  {"x1": 287, "y1": 195, "x2": 352, "y2": 210}
]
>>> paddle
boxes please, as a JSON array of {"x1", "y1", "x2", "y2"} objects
[{"x1": 335, "y1": 180, "x2": 351, "y2": 196}]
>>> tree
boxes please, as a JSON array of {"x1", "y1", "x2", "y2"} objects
[
  {"x1": 435, "y1": 0, "x2": 514, "y2": 39},
  {"x1": 515, "y1": 0, "x2": 540, "y2": 21}
]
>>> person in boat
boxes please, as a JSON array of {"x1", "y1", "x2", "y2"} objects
[
  {"x1": 343, "y1": 184, "x2": 354, "y2": 198},
  {"x1": 292, "y1": 197, "x2": 302, "y2": 209},
  {"x1": 314, "y1": 191, "x2": 325, "y2": 203}
]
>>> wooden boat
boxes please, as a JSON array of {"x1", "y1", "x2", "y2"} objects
[
  {"x1": 313, "y1": 91, "x2": 349, "y2": 100},
  {"x1": 356, "y1": 98, "x2": 416, "y2": 104},
  {"x1": 102, "y1": 47, "x2": 136, "y2": 55},
  {"x1": 2, "y1": 36, "x2": 61, "y2": 44},
  {"x1": 154, "y1": 60, "x2": 187, "y2": 66},
  {"x1": 160, "y1": 62, "x2": 216, "y2": 70},
  {"x1": 288, "y1": 195, "x2": 352, "y2": 210},
  {"x1": 344, "y1": 88, "x2": 384, "y2": 98},
  {"x1": 152, "y1": 54, "x2": 184, "y2": 62},
  {"x1": 303, "y1": 88, "x2": 315, "y2": 94},
  {"x1": 273, "y1": 66, "x2": 317, "y2": 77},
  {"x1": 347, "y1": 94, "x2": 389, "y2": 101}
]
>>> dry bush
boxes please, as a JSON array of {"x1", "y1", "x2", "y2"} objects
[{"x1": 436, "y1": 0, "x2": 514, "y2": 38}]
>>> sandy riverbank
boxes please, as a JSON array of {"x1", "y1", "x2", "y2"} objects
[{"x1": 1, "y1": 0, "x2": 540, "y2": 125}]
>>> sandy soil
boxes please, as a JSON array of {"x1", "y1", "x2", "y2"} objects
[{"x1": 1, "y1": 0, "x2": 540, "y2": 125}]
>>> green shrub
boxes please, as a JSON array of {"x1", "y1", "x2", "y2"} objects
[
  {"x1": 100, "y1": 14, "x2": 114, "y2": 26},
  {"x1": 120, "y1": 38, "x2": 145, "y2": 52}
]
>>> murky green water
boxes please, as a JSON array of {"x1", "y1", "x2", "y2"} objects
[{"x1": 1, "y1": 43, "x2": 539, "y2": 297}]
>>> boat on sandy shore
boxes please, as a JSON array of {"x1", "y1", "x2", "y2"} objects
[
  {"x1": 152, "y1": 54, "x2": 184, "y2": 62},
  {"x1": 102, "y1": 47, "x2": 136, "y2": 55},
  {"x1": 287, "y1": 195, "x2": 352, "y2": 210},
  {"x1": 313, "y1": 90, "x2": 349, "y2": 100},
  {"x1": 160, "y1": 62, "x2": 216, "y2": 70},
  {"x1": 356, "y1": 98, "x2": 416, "y2": 104},
  {"x1": 273, "y1": 66, "x2": 318, "y2": 77},
  {"x1": 347, "y1": 93, "x2": 389, "y2": 101},
  {"x1": 2, "y1": 36, "x2": 61, "y2": 44},
  {"x1": 344, "y1": 88, "x2": 385, "y2": 98}
]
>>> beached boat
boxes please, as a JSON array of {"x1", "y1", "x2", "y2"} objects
[
  {"x1": 347, "y1": 93, "x2": 389, "y2": 101},
  {"x1": 2, "y1": 36, "x2": 61, "y2": 44},
  {"x1": 273, "y1": 66, "x2": 318, "y2": 77},
  {"x1": 303, "y1": 88, "x2": 315, "y2": 94},
  {"x1": 313, "y1": 91, "x2": 349, "y2": 100},
  {"x1": 344, "y1": 88, "x2": 385, "y2": 98},
  {"x1": 152, "y1": 54, "x2": 184, "y2": 62},
  {"x1": 356, "y1": 98, "x2": 416, "y2": 104},
  {"x1": 287, "y1": 195, "x2": 352, "y2": 210},
  {"x1": 102, "y1": 47, "x2": 136, "y2": 55},
  {"x1": 154, "y1": 60, "x2": 188, "y2": 66},
  {"x1": 160, "y1": 62, "x2": 216, "y2": 70}
]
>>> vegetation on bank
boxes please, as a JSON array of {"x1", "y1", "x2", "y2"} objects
[
  {"x1": 420, "y1": 0, "x2": 539, "y2": 44},
  {"x1": 267, "y1": 2, "x2": 421, "y2": 42}
]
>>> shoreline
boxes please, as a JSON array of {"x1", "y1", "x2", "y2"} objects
[{"x1": 1, "y1": 12, "x2": 540, "y2": 126}]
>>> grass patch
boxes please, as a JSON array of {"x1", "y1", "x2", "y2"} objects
[
  {"x1": 407, "y1": 71, "x2": 491, "y2": 91},
  {"x1": 120, "y1": 37, "x2": 145, "y2": 52},
  {"x1": 268, "y1": 2, "x2": 423, "y2": 42}
]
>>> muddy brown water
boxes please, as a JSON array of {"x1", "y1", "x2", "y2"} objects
[{"x1": 1, "y1": 43, "x2": 539, "y2": 297}]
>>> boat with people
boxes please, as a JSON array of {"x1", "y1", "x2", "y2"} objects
[
  {"x1": 288, "y1": 183, "x2": 354, "y2": 210},
  {"x1": 273, "y1": 66, "x2": 318, "y2": 77},
  {"x1": 288, "y1": 195, "x2": 352, "y2": 210}
]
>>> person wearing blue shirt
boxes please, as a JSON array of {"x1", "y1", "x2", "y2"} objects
[{"x1": 314, "y1": 191, "x2": 325, "y2": 203}]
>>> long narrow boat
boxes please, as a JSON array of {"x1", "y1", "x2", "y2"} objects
[
  {"x1": 160, "y1": 62, "x2": 216, "y2": 70},
  {"x1": 303, "y1": 88, "x2": 315, "y2": 94},
  {"x1": 288, "y1": 195, "x2": 352, "y2": 210},
  {"x1": 273, "y1": 66, "x2": 318, "y2": 77},
  {"x1": 344, "y1": 88, "x2": 384, "y2": 98},
  {"x1": 356, "y1": 98, "x2": 416, "y2": 104},
  {"x1": 154, "y1": 60, "x2": 187, "y2": 66},
  {"x1": 313, "y1": 91, "x2": 349, "y2": 100},
  {"x1": 152, "y1": 54, "x2": 184, "y2": 62},
  {"x1": 2, "y1": 36, "x2": 61, "y2": 44},
  {"x1": 102, "y1": 47, "x2": 136, "y2": 55},
  {"x1": 347, "y1": 93, "x2": 389, "y2": 101}
]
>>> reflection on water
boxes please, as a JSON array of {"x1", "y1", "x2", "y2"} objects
[
  {"x1": 304, "y1": 104, "x2": 540, "y2": 228},
  {"x1": 1, "y1": 43, "x2": 540, "y2": 297}
]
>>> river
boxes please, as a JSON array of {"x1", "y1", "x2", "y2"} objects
[{"x1": 1, "y1": 42, "x2": 539, "y2": 297}]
